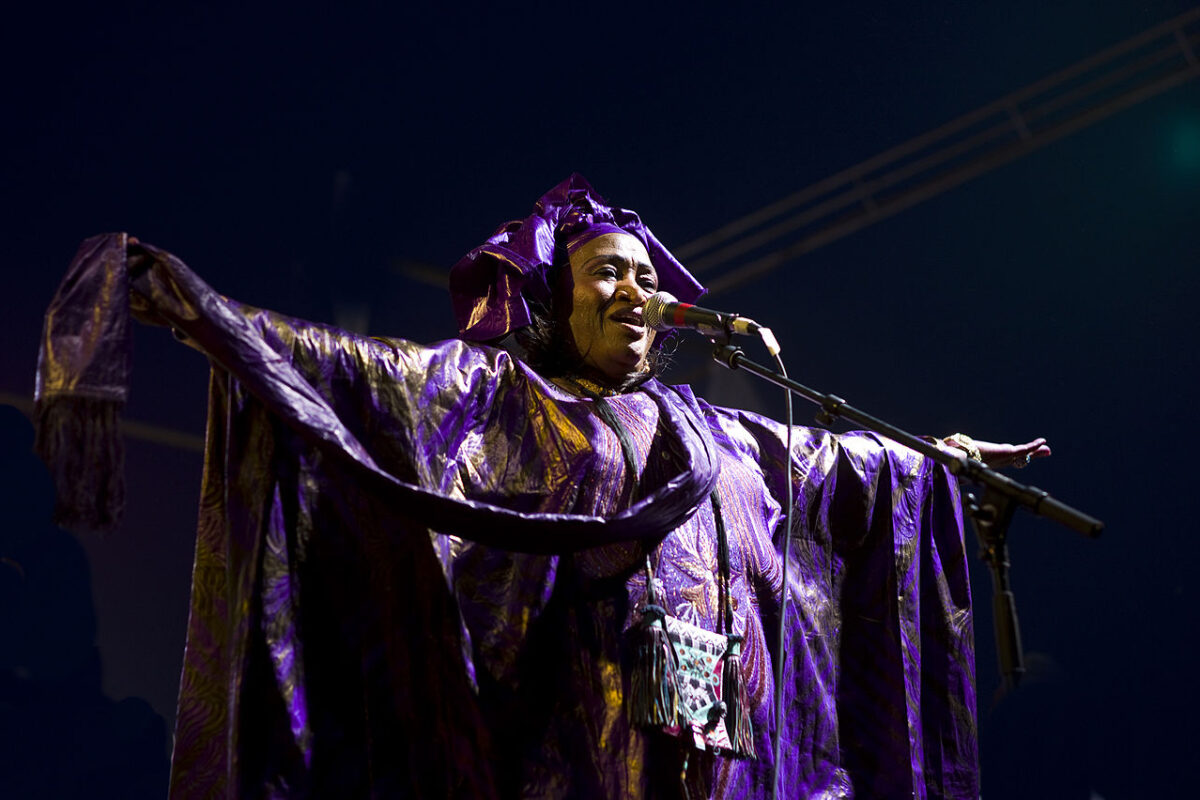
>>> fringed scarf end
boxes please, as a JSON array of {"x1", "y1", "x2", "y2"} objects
[{"x1": 34, "y1": 395, "x2": 125, "y2": 533}]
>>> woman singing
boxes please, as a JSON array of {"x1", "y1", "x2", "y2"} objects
[{"x1": 35, "y1": 174, "x2": 1045, "y2": 799}]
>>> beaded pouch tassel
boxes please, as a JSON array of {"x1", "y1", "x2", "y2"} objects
[
  {"x1": 627, "y1": 492, "x2": 756, "y2": 760},
  {"x1": 721, "y1": 634, "x2": 756, "y2": 758},
  {"x1": 629, "y1": 602, "x2": 680, "y2": 727}
]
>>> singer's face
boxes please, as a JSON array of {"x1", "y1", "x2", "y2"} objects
[{"x1": 563, "y1": 232, "x2": 658, "y2": 382}]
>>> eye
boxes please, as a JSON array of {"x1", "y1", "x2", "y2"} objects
[
  {"x1": 639, "y1": 276, "x2": 658, "y2": 291},
  {"x1": 594, "y1": 265, "x2": 619, "y2": 279}
]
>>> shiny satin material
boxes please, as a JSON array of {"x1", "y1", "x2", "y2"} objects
[
  {"x1": 36, "y1": 234, "x2": 132, "y2": 403},
  {"x1": 37, "y1": 235, "x2": 979, "y2": 799},
  {"x1": 563, "y1": 221, "x2": 629, "y2": 254},
  {"x1": 448, "y1": 174, "x2": 707, "y2": 341},
  {"x1": 461, "y1": 400, "x2": 977, "y2": 799}
]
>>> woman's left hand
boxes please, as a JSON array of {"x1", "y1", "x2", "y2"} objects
[{"x1": 974, "y1": 437, "x2": 1051, "y2": 469}]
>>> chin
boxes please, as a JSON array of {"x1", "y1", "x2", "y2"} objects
[{"x1": 586, "y1": 342, "x2": 652, "y2": 384}]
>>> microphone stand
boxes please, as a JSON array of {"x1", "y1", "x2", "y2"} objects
[{"x1": 709, "y1": 342, "x2": 1103, "y2": 690}]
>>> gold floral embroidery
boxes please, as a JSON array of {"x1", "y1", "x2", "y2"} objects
[{"x1": 669, "y1": 527, "x2": 720, "y2": 623}]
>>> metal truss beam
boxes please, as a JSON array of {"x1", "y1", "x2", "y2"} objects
[{"x1": 679, "y1": 7, "x2": 1200, "y2": 294}]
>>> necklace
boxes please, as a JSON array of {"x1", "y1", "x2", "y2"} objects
[{"x1": 556, "y1": 375, "x2": 619, "y2": 398}]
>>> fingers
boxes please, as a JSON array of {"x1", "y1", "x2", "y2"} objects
[
  {"x1": 974, "y1": 437, "x2": 1052, "y2": 468},
  {"x1": 1021, "y1": 438, "x2": 1051, "y2": 460},
  {"x1": 1012, "y1": 438, "x2": 1051, "y2": 468},
  {"x1": 947, "y1": 436, "x2": 1052, "y2": 469}
]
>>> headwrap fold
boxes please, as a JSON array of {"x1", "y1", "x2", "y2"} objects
[{"x1": 449, "y1": 174, "x2": 705, "y2": 341}]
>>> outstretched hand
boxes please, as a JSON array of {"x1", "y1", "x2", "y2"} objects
[{"x1": 974, "y1": 437, "x2": 1051, "y2": 469}]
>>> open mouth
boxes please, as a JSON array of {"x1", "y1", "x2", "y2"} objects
[{"x1": 608, "y1": 308, "x2": 644, "y2": 328}]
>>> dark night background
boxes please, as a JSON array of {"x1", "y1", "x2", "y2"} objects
[{"x1": 2, "y1": 3, "x2": 1198, "y2": 797}]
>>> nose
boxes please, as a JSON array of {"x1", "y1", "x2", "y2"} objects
[{"x1": 616, "y1": 276, "x2": 650, "y2": 304}]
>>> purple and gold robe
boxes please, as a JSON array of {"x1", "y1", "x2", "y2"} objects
[{"x1": 36, "y1": 234, "x2": 978, "y2": 799}]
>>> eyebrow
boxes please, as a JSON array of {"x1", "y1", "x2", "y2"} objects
[{"x1": 582, "y1": 253, "x2": 657, "y2": 277}]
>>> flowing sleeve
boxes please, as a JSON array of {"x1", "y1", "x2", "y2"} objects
[
  {"x1": 33, "y1": 234, "x2": 721, "y2": 800},
  {"x1": 36, "y1": 234, "x2": 717, "y2": 551},
  {"x1": 709, "y1": 406, "x2": 978, "y2": 800}
]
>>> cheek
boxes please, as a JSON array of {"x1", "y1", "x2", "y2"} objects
[
  {"x1": 573, "y1": 282, "x2": 609, "y2": 315},
  {"x1": 571, "y1": 287, "x2": 607, "y2": 328},
  {"x1": 565, "y1": 290, "x2": 598, "y2": 350}
]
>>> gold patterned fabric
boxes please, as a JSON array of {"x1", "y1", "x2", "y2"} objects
[{"x1": 35, "y1": 234, "x2": 979, "y2": 799}]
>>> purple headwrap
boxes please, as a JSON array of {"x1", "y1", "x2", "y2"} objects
[{"x1": 449, "y1": 174, "x2": 706, "y2": 341}]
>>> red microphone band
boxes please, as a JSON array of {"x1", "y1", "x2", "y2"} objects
[{"x1": 671, "y1": 303, "x2": 694, "y2": 327}]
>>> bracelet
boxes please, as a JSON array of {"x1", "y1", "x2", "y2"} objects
[{"x1": 943, "y1": 433, "x2": 983, "y2": 463}]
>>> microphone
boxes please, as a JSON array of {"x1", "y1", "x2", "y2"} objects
[{"x1": 643, "y1": 292, "x2": 761, "y2": 337}]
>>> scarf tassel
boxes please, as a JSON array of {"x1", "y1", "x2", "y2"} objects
[{"x1": 34, "y1": 395, "x2": 125, "y2": 533}]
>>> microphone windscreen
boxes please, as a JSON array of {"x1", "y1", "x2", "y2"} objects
[{"x1": 643, "y1": 292, "x2": 678, "y2": 332}]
